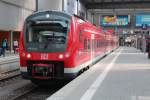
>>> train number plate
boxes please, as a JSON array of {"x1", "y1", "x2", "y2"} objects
[{"x1": 41, "y1": 53, "x2": 48, "y2": 60}]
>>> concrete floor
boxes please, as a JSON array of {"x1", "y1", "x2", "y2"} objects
[{"x1": 47, "y1": 47, "x2": 150, "y2": 100}]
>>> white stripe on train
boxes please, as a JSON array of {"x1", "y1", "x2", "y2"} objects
[{"x1": 20, "y1": 52, "x2": 110, "y2": 74}]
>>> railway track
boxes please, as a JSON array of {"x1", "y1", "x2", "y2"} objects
[
  {"x1": 0, "y1": 56, "x2": 38, "y2": 100},
  {"x1": 0, "y1": 76, "x2": 67, "y2": 100},
  {"x1": 0, "y1": 69, "x2": 21, "y2": 87},
  {"x1": 0, "y1": 57, "x2": 73, "y2": 100},
  {"x1": 0, "y1": 69, "x2": 20, "y2": 81},
  {"x1": 0, "y1": 66, "x2": 37, "y2": 100},
  {"x1": 0, "y1": 82, "x2": 36, "y2": 100},
  {"x1": 13, "y1": 82, "x2": 68, "y2": 100},
  {"x1": 0, "y1": 68, "x2": 67, "y2": 100},
  {"x1": 0, "y1": 57, "x2": 20, "y2": 86}
]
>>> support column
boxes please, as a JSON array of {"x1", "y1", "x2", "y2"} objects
[
  {"x1": 62, "y1": 0, "x2": 64, "y2": 11},
  {"x1": 77, "y1": 0, "x2": 79, "y2": 15},
  {"x1": 36, "y1": 0, "x2": 38, "y2": 12},
  {"x1": 10, "y1": 31, "x2": 13, "y2": 53},
  {"x1": 92, "y1": 13, "x2": 95, "y2": 25}
]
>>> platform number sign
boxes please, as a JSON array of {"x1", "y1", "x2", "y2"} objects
[{"x1": 41, "y1": 53, "x2": 48, "y2": 60}]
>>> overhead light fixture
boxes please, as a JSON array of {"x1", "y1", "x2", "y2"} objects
[{"x1": 46, "y1": 14, "x2": 50, "y2": 18}]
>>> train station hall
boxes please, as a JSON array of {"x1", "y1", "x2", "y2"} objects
[{"x1": 0, "y1": 0, "x2": 150, "y2": 100}]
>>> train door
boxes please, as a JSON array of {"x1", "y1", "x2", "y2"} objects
[{"x1": 91, "y1": 33, "x2": 94, "y2": 64}]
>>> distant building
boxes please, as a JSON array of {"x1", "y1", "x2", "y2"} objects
[{"x1": 0, "y1": 0, "x2": 36, "y2": 51}]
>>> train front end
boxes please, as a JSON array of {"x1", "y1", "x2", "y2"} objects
[{"x1": 19, "y1": 11, "x2": 73, "y2": 82}]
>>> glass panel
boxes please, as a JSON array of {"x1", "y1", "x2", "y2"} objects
[{"x1": 25, "y1": 15, "x2": 71, "y2": 52}]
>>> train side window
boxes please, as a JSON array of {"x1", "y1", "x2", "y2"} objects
[
  {"x1": 95, "y1": 40, "x2": 97, "y2": 49},
  {"x1": 79, "y1": 30, "x2": 82, "y2": 42},
  {"x1": 88, "y1": 39, "x2": 90, "y2": 51},
  {"x1": 92, "y1": 39, "x2": 94, "y2": 50},
  {"x1": 84, "y1": 38, "x2": 87, "y2": 51},
  {"x1": 97, "y1": 40, "x2": 99, "y2": 48},
  {"x1": 99, "y1": 40, "x2": 101, "y2": 47},
  {"x1": 97, "y1": 40, "x2": 98, "y2": 48},
  {"x1": 103, "y1": 40, "x2": 105, "y2": 47}
]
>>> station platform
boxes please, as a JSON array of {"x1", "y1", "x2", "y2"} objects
[
  {"x1": 0, "y1": 50, "x2": 18, "y2": 57},
  {"x1": 0, "y1": 53, "x2": 19, "y2": 64},
  {"x1": 47, "y1": 47, "x2": 150, "y2": 100}
]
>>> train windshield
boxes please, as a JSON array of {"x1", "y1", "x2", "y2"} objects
[{"x1": 25, "y1": 16, "x2": 71, "y2": 52}]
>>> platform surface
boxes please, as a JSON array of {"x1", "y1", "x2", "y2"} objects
[{"x1": 47, "y1": 47, "x2": 150, "y2": 100}]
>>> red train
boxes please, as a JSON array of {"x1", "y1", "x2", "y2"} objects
[{"x1": 19, "y1": 11, "x2": 119, "y2": 84}]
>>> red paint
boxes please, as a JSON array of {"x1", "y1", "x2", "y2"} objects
[{"x1": 19, "y1": 11, "x2": 119, "y2": 81}]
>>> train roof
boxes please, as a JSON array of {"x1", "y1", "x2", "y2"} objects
[
  {"x1": 26, "y1": 10, "x2": 72, "y2": 21},
  {"x1": 25, "y1": 10, "x2": 103, "y2": 33}
]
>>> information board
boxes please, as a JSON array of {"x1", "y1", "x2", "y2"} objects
[{"x1": 136, "y1": 15, "x2": 150, "y2": 27}]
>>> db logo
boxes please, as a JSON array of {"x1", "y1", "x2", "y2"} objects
[{"x1": 41, "y1": 53, "x2": 48, "y2": 60}]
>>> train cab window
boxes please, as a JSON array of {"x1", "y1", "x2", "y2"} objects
[{"x1": 25, "y1": 14, "x2": 71, "y2": 52}]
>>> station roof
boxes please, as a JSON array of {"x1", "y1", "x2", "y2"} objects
[{"x1": 80, "y1": 0, "x2": 150, "y2": 9}]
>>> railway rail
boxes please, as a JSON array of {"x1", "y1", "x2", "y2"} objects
[
  {"x1": 0, "y1": 57, "x2": 20, "y2": 87},
  {"x1": 0, "y1": 69, "x2": 21, "y2": 88},
  {"x1": 0, "y1": 69, "x2": 20, "y2": 81},
  {"x1": 0, "y1": 65, "x2": 67, "y2": 100},
  {"x1": 13, "y1": 83, "x2": 67, "y2": 100},
  {"x1": 0, "y1": 66, "x2": 36, "y2": 100},
  {"x1": 0, "y1": 80, "x2": 67, "y2": 100},
  {"x1": 0, "y1": 56, "x2": 20, "y2": 81},
  {"x1": 0, "y1": 82, "x2": 36, "y2": 100}
]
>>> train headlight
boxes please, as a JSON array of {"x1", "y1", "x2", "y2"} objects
[
  {"x1": 59, "y1": 54, "x2": 63, "y2": 59},
  {"x1": 27, "y1": 53, "x2": 31, "y2": 59}
]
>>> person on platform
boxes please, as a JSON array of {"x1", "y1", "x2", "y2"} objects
[
  {"x1": 2, "y1": 39, "x2": 8, "y2": 57},
  {"x1": 13, "y1": 39, "x2": 18, "y2": 54}
]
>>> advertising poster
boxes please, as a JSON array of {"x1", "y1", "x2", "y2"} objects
[{"x1": 101, "y1": 15, "x2": 129, "y2": 26}]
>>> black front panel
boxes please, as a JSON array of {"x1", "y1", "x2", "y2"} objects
[{"x1": 27, "y1": 60, "x2": 64, "y2": 78}]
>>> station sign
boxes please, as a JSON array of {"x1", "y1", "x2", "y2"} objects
[{"x1": 100, "y1": 15, "x2": 129, "y2": 26}]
